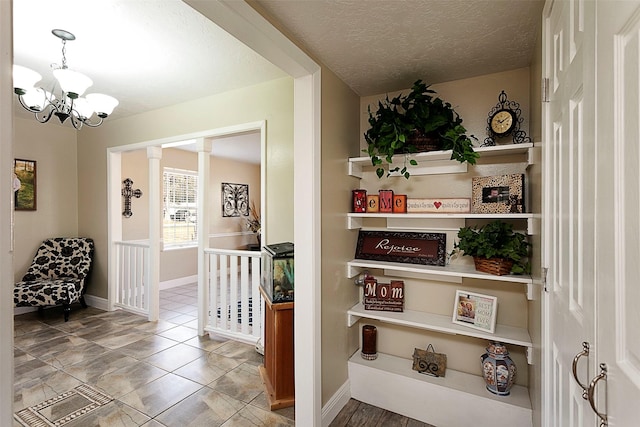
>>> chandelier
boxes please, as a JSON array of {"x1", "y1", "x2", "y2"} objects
[{"x1": 13, "y1": 29, "x2": 118, "y2": 130}]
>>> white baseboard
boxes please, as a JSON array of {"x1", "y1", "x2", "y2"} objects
[
  {"x1": 160, "y1": 275, "x2": 198, "y2": 290},
  {"x1": 321, "y1": 379, "x2": 351, "y2": 427},
  {"x1": 84, "y1": 294, "x2": 109, "y2": 311}
]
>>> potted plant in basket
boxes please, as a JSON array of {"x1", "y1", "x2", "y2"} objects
[
  {"x1": 451, "y1": 220, "x2": 530, "y2": 275},
  {"x1": 364, "y1": 80, "x2": 479, "y2": 178}
]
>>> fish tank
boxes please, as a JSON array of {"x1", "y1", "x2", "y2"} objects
[{"x1": 261, "y1": 242, "x2": 294, "y2": 303}]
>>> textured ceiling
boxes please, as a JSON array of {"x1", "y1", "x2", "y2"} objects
[
  {"x1": 255, "y1": 0, "x2": 545, "y2": 95},
  {"x1": 13, "y1": 0, "x2": 544, "y2": 161}
]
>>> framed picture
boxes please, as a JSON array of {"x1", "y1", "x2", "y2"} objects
[
  {"x1": 471, "y1": 174, "x2": 525, "y2": 214},
  {"x1": 452, "y1": 290, "x2": 497, "y2": 333},
  {"x1": 222, "y1": 183, "x2": 249, "y2": 217},
  {"x1": 355, "y1": 230, "x2": 446, "y2": 266},
  {"x1": 14, "y1": 159, "x2": 36, "y2": 211}
]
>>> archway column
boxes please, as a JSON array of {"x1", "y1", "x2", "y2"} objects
[
  {"x1": 196, "y1": 138, "x2": 213, "y2": 335},
  {"x1": 147, "y1": 146, "x2": 163, "y2": 321}
]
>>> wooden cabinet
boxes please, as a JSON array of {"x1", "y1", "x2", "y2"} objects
[{"x1": 259, "y1": 287, "x2": 295, "y2": 410}]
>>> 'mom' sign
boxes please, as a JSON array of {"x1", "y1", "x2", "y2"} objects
[{"x1": 363, "y1": 279, "x2": 404, "y2": 312}]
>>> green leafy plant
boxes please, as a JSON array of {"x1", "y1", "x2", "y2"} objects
[
  {"x1": 364, "y1": 80, "x2": 479, "y2": 178},
  {"x1": 451, "y1": 220, "x2": 530, "y2": 274}
]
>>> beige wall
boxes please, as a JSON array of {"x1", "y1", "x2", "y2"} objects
[
  {"x1": 120, "y1": 147, "x2": 261, "y2": 283},
  {"x1": 355, "y1": 68, "x2": 536, "y2": 386},
  {"x1": 77, "y1": 77, "x2": 293, "y2": 299},
  {"x1": 360, "y1": 67, "x2": 531, "y2": 151},
  {"x1": 121, "y1": 149, "x2": 149, "y2": 241},
  {"x1": 12, "y1": 117, "x2": 78, "y2": 281},
  {"x1": 320, "y1": 68, "x2": 361, "y2": 404}
]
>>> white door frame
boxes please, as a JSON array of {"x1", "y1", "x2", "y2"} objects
[
  {"x1": 0, "y1": 0, "x2": 15, "y2": 423},
  {"x1": 181, "y1": 2, "x2": 323, "y2": 425}
]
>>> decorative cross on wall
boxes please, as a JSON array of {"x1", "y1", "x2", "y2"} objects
[{"x1": 122, "y1": 178, "x2": 142, "y2": 218}]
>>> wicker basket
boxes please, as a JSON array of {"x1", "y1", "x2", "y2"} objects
[
  {"x1": 405, "y1": 130, "x2": 442, "y2": 152},
  {"x1": 473, "y1": 257, "x2": 513, "y2": 276}
]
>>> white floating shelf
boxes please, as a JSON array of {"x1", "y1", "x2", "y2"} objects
[
  {"x1": 347, "y1": 259, "x2": 532, "y2": 285},
  {"x1": 347, "y1": 302, "x2": 532, "y2": 352},
  {"x1": 347, "y1": 212, "x2": 536, "y2": 234},
  {"x1": 348, "y1": 143, "x2": 534, "y2": 178},
  {"x1": 349, "y1": 352, "x2": 533, "y2": 427}
]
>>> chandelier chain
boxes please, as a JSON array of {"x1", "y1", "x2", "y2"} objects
[{"x1": 60, "y1": 39, "x2": 68, "y2": 69}]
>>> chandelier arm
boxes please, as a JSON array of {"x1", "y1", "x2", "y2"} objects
[
  {"x1": 32, "y1": 104, "x2": 56, "y2": 124},
  {"x1": 78, "y1": 116, "x2": 105, "y2": 128},
  {"x1": 67, "y1": 110, "x2": 84, "y2": 130},
  {"x1": 17, "y1": 95, "x2": 43, "y2": 113}
]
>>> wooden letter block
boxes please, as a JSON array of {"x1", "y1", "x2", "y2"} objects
[
  {"x1": 363, "y1": 278, "x2": 404, "y2": 312},
  {"x1": 366, "y1": 195, "x2": 379, "y2": 212},
  {"x1": 393, "y1": 194, "x2": 407, "y2": 213},
  {"x1": 352, "y1": 189, "x2": 366, "y2": 213},
  {"x1": 378, "y1": 190, "x2": 394, "y2": 213}
]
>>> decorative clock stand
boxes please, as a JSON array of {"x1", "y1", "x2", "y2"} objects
[{"x1": 483, "y1": 90, "x2": 532, "y2": 147}]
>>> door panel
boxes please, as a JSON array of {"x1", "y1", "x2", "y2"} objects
[
  {"x1": 598, "y1": 1, "x2": 640, "y2": 424},
  {"x1": 544, "y1": 0, "x2": 596, "y2": 425}
]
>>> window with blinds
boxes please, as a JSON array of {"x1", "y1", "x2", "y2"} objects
[{"x1": 163, "y1": 168, "x2": 198, "y2": 247}]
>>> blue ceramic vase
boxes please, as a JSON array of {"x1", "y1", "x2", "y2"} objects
[{"x1": 481, "y1": 341, "x2": 517, "y2": 396}]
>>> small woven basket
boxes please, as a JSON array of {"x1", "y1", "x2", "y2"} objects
[
  {"x1": 473, "y1": 257, "x2": 513, "y2": 276},
  {"x1": 406, "y1": 131, "x2": 442, "y2": 152}
]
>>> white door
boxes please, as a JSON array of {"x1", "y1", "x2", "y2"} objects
[
  {"x1": 545, "y1": 0, "x2": 640, "y2": 425},
  {"x1": 543, "y1": 0, "x2": 597, "y2": 425},
  {"x1": 594, "y1": 0, "x2": 640, "y2": 425}
]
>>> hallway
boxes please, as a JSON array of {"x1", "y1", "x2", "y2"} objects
[
  {"x1": 13, "y1": 286, "x2": 295, "y2": 426},
  {"x1": 14, "y1": 285, "x2": 433, "y2": 426}
]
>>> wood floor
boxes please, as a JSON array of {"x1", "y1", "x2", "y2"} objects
[{"x1": 330, "y1": 398, "x2": 435, "y2": 427}]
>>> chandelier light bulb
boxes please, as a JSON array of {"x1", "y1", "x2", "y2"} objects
[
  {"x1": 13, "y1": 65, "x2": 41, "y2": 95},
  {"x1": 73, "y1": 97, "x2": 95, "y2": 119},
  {"x1": 86, "y1": 93, "x2": 119, "y2": 117},
  {"x1": 21, "y1": 87, "x2": 52, "y2": 111},
  {"x1": 53, "y1": 68, "x2": 93, "y2": 99}
]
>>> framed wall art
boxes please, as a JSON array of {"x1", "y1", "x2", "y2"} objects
[
  {"x1": 222, "y1": 183, "x2": 249, "y2": 217},
  {"x1": 355, "y1": 230, "x2": 446, "y2": 266},
  {"x1": 472, "y1": 174, "x2": 525, "y2": 214},
  {"x1": 14, "y1": 159, "x2": 36, "y2": 211},
  {"x1": 452, "y1": 290, "x2": 497, "y2": 333}
]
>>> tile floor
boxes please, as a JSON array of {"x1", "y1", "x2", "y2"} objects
[
  {"x1": 14, "y1": 283, "x2": 431, "y2": 426},
  {"x1": 13, "y1": 284, "x2": 294, "y2": 426}
]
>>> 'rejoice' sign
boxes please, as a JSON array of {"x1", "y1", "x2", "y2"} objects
[
  {"x1": 355, "y1": 230, "x2": 446, "y2": 266},
  {"x1": 363, "y1": 278, "x2": 404, "y2": 312}
]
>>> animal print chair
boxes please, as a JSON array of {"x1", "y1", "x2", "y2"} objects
[{"x1": 14, "y1": 237, "x2": 95, "y2": 322}]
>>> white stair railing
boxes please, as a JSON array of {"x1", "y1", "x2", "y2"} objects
[
  {"x1": 113, "y1": 241, "x2": 149, "y2": 316},
  {"x1": 204, "y1": 248, "x2": 262, "y2": 345}
]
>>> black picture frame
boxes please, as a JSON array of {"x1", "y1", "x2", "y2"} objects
[{"x1": 355, "y1": 230, "x2": 446, "y2": 266}]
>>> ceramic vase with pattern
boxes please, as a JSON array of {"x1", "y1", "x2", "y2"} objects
[{"x1": 481, "y1": 341, "x2": 517, "y2": 396}]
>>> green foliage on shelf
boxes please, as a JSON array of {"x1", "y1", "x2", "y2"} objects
[
  {"x1": 364, "y1": 80, "x2": 479, "y2": 179},
  {"x1": 452, "y1": 220, "x2": 531, "y2": 274}
]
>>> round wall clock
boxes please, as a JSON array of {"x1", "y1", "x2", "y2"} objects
[
  {"x1": 483, "y1": 91, "x2": 532, "y2": 146},
  {"x1": 489, "y1": 109, "x2": 517, "y2": 137}
]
